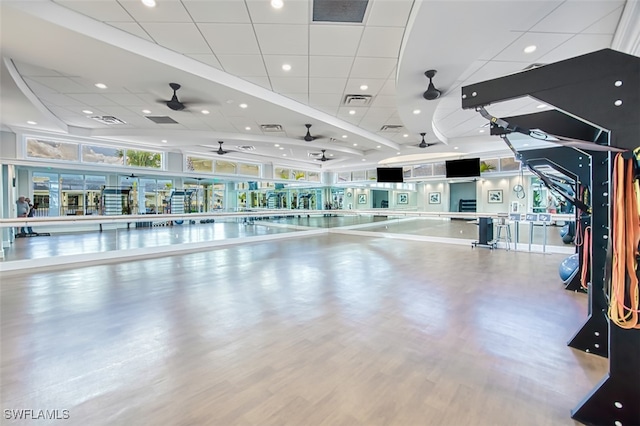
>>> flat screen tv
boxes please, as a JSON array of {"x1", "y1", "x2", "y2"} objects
[
  {"x1": 377, "y1": 167, "x2": 404, "y2": 183},
  {"x1": 445, "y1": 158, "x2": 481, "y2": 178}
]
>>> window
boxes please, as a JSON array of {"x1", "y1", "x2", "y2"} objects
[
  {"x1": 121, "y1": 149, "x2": 162, "y2": 169},
  {"x1": 216, "y1": 160, "x2": 237, "y2": 174},
  {"x1": 238, "y1": 163, "x2": 260, "y2": 177},
  {"x1": 82, "y1": 145, "x2": 123, "y2": 165},
  {"x1": 26, "y1": 138, "x2": 79, "y2": 161},
  {"x1": 186, "y1": 156, "x2": 213, "y2": 172}
]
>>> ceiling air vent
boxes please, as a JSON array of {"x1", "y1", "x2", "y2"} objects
[
  {"x1": 380, "y1": 124, "x2": 404, "y2": 133},
  {"x1": 523, "y1": 63, "x2": 546, "y2": 71},
  {"x1": 235, "y1": 146, "x2": 256, "y2": 152},
  {"x1": 313, "y1": 0, "x2": 369, "y2": 23},
  {"x1": 308, "y1": 151, "x2": 323, "y2": 158},
  {"x1": 343, "y1": 94, "x2": 372, "y2": 106},
  {"x1": 90, "y1": 115, "x2": 126, "y2": 125},
  {"x1": 260, "y1": 124, "x2": 284, "y2": 132},
  {"x1": 146, "y1": 116, "x2": 179, "y2": 124}
]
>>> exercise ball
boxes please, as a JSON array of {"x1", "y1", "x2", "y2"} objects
[
  {"x1": 175, "y1": 220, "x2": 184, "y2": 225},
  {"x1": 562, "y1": 233, "x2": 575, "y2": 244},
  {"x1": 559, "y1": 254, "x2": 579, "y2": 283},
  {"x1": 560, "y1": 224, "x2": 570, "y2": 238}
]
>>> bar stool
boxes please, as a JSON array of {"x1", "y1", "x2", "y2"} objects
[{"x1": 495, "y1": 214, "x2": 512, "y2": 250}]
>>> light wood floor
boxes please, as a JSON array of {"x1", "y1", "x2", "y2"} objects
[{"x1": 0, "y1": 234, "x2": 605, "y2": 425}]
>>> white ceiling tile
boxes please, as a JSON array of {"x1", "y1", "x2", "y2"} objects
[
  {"x1": 477, "y1": 32, "x2": 525, "y2": 61},
  {"x1": 15, "y1": 63, "x2": 61, "y2": 77},
  {"x1": 357, "y1": 27, "x2": 404, "y2": 58},
  {"x1": 118, "y1": 0, "x2": 192, "y2": 23},
  {"x1": 29, "y1": 76, "x2": 89, "y2": 93},
  {"x1": 310, "y1": 25, "x2": 364, "y2": 56},
  {"x1": 378, "y1": 78, "x2": 396, "y2": 95},
  {"x1": 53, "y1": 0, "x2": 133, "y2": 21},
  {"x1": 188, "y1": 54, "x2": 223, "y2": 70},
  {"x1": 309, "y1": 93, "x2": 342, "y2": 107},
  {"x1": 106, "y1": 22, "x2": 154, "y2": 42},
  {"x1": 100, "y1": 105, "x2": 144, "y2": 118},
  {"x1": 254, "y1": 24, "x2": 308, "y2": 55},
  {"x1": 366, "y1": 0, "x2": 413, "y2": 27},
  {"x1": 217, "y1": 55, "x2": 267, "y2": 76},
  {"x1": 199, "y1": 24, "x2": 260, "y2": 55},
  {"x1": 583, "y1": 6, "x2": 625, "y2": 34},
  {"x1": 282, "y1": 93, "x2": 308, "y2": 104},
  {"x1": 370, "y1": 95, "x2": 397, "y2": 108},
  {"x1": 350, "y1": 57, "x2": 397, "y2": 79},
  {"x1": 39, "y1": 94, "x2": 85, "y2": 107},
  {"x1": 183, "y1": 0, "x2": 250, "y2": 23},
  {"x1": 492, "y1": 32, "x2": 574, "y2": 62},
  {"x1": 309, "y1": 78, "x2": 347, "y2": 94},
  {"x1": 263, "y1": 55, "x2": 309, "y2": 78},
  {"x1": 460, "y1": 61, "x2": 528, "y2": 87},
  {"x1": 537, "y1": 34, "x2": 614, "y2": 64},
  {"x1": 24, "y1": 78, "x2": 59, "y2": 94},
  {"x1": 309, "y1": 57, "x2": 354, "y2": 78},
  {"x1": 245, "y1": 0, "x2": 309, "y2": 24},
  {"x1": 241, "y1": 76, "x2": 273, "y2": 90},
  {"x1": 141, "y1": 23, "x2": 211, "y2": 54},
  {"x1": 530, "y1": 0, "x2": 625, "y2": 33},
  {"x1": 103, "y1": 93, "x2": 146, "y2": 106},
  {"x1": 270, "y1": 78, "x2": 308, "y2": 94},
  {"x1": 343, "y1": 78, "x2": 386, "y2": 95},
  {"x1": 314, "y1": 105, "x2": 339, "y2": 116}
]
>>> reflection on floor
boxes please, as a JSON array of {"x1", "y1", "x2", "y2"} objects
[
  {"x1": 0, "y1": 235, "x2": 605, "y2": 425},
  {"x1": 3, "y1": 216, "x2": 574, "y2": 263}
]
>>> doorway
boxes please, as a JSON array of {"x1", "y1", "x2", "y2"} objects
[
  {"x1": 371, "y1": 189, "x2": 389, "y2": 208},
  {"x1": 449, "y1": 181, "x2": 477, "y2": 212}
]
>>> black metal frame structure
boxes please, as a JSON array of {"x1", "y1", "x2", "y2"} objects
[{"x1": 461, "y1": 49, "x2": 639, "y2": 426}]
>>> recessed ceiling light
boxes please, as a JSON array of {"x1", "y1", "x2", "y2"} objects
[
  {"x1": 362, "y1": 159, "x2": 366, "y2": 161},
  {"x1": 353, "y1": 143, "x2": 358, "y2": 146},
  {"x1": 271, "y1": 0, "x2": 284, "y2": 9},
  {"x1": 27, "y1": 120, "x2": 37, "y2": 125},
  {"x1": 349, "y1": 110, "x2": 356, "y2": 115},
  {"x1": 95, "y1": 83, "x2": 107, "y2": 89},
  {"x1": 279, "y1": 147, "x2": 284, "y2": 150},
  {"x1": 282, "y1": 64, "x2": 291, "y2": 71},
  {"x1": 479, "y1": 129, "x2": 485, "y2": 133},
  {"x1": 142, "y1": 109, "x2": 151, "y2": 114},
  {"x1": 397, "y1": 152, "x2": 401, "y2": 155},
  {"x1": 201, "y1": 110, "x2": 210, "y2": 114},
  {"x1": 141, "y1": 0, "x2": 156, "y2": 7},
  {"x1": 274, "y1": 144, "x2": 280, "y2": 147},
  {"x1": 342, "y1": 135, "x2": 347, "y2": 138},
  {"x1": 161, "y1": 139, "x2": 167, "y2": 143},
  {"x1": 239, "y1": 103, "x2": 248, "y2": 109},
  {"x1": 360, "y1": 84, "x2": 368, "y2": 91},
  {"x1": 523, "y1": 143, "x2": 529, "y2": 147},
  {"x1": 536, "y1": 104, "x2": 547, "y2": 109},
  {"x1": 329, "y1": 154, "x2": 334, "y2": 157},
  {"x1": 283, "y1": 153, "x2": 287, "y2": 156},
  {"x1": 413, "y1": 109, "x2": 421, "y2": 114},
  {"x1": 524, "y1": 45, "x2": 537, "y2": 54},
  {"x1": 245, "y1": 126, "x2": 251, "y2": 130},
  {"x1": 403, "y1": 134, "x2": 408, "y2": 138},
  {"x1": 82, "y1": 110, "x2": 93, "y2": 114},
  {"x1": 376, "y1": 145, "x2": 381, "y2": 148},
  {"x1": 454, "y1": 146, "x2": 459, "y2": 150}
]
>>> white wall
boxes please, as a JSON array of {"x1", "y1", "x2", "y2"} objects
[{"x1": 421, "y1": 182, "x2": 449, "y2": 212}]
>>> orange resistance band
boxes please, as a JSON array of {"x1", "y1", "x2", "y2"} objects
[
  {"x1": 580, "y1": 225, "x2": 591, "y2": 290},
  {"x1": 608, "y1": 153, "x2": 640, "y2": 329}
]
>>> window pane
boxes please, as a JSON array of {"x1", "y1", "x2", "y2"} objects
[
  {"x1": 307, "y1": 171, "x2": 320, "y2": 182},
  {"x1": 124, "y1": 149, "x2": 162, "y2": 169},
  {"x1": 433, "y1": 162, "x2": 446, "y2": 176},
  {"x1": 275, "y1": 167, "x2": 291, "y2": 180},
  {"x1": 413, "y1": 164, "x2": 432, "y2": 177},
  {"x1": 352, "y1": 170, "x2": 366, "y2": 181},
  {"x1": 402, "y1": 167, "x2": 412, "y2": 178},
  {"x1": 239, "y1": 163, "x2": 260, "y2": 177},
  {"x1": 500, "y1": 156, "x2": 520, "y2": 171},
  {"x1": 366, "y1": 169, "x2": 377, "y2": 181},
  {"x1": 480, "y1": 159, "x2": 499, "y2": 173},
  {"x1": 292, "y1": 170, "x2": 306, "y2": 180},
  {"x1": 186, "y1": 156, "x2": 213, "y2": 172},
  {"x1": 216, "y1": 160, "x2": 237, "y2": 174},
  {"x1": 337, "y1": 172, "x2": 351, "y2": 182},
  {"x1": 82, "y1": 145, "x2": 123, "y2": 165},
  {"x1": 26, "y1": 138, "x2": 78, "y2": 161}
]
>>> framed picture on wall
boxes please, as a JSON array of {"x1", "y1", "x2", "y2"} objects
[
  {"x1": 358, "y1": 194, "x2": 367, "y2": 204},
  {"x1": 429, "y1": 192, "x2": 441, "y2": 204},
  {"x1": 488, "y1": 189, "x2": 503, "y2": 203},
  {"x1": 398, "y1": 193, "x2": 408, "y2": 204}
]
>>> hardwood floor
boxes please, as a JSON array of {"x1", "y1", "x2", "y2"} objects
[{"x1": 0, "y1": 234, "x2": 606, "y2": 425}]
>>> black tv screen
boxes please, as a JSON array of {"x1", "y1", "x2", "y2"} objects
[
  {"x1": 377, "y1": 167, "x2": 404, "y2": 183},
  {"x1": 445, "y1": 158, "x2": 481, "y2": 178}
]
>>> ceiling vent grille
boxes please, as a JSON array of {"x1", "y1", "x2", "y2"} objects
[
  {"x1": 308, "y1": 151, "x2": 323, "y2": 158},
  {"x1": 260, "y1": 124, "x2": 284, "y2": 132},
  {"x1": 343, "y1": 94, "x2": 372, "y2": 106},
  {"x1": 523, "y1": 63, "x2": 546, "y2": 71},
  {"x1": 90, "y1": 115, "x2": 126, "y2": 125},
  {"x1": 313, "y1": 0, "x2": 369, "y2": 23},
  {"x1": 380, "y1": 124, "x2": 404, "y2": 132},
  {"x1": 236, "y1": 145, "x2": 256, "y2": 151},
  {"x1": 146, "y1": 116, "x2": 179, "y2": 124}
]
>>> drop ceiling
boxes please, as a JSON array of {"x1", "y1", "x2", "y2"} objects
[{"x1": 0, "y1": 0, "x2": 637, "y2": 173}]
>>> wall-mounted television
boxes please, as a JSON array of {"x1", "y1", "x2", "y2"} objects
[
  {"x1": 445, "y1": 158, "x2": 481, "y2": 178},
  {"x1": 376, "y1": 167, "x2": 404, "y2": 183}
]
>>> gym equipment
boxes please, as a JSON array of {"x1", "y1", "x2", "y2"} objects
[
  {"x1": 560, "y1": 222, "x2": 576, "y2": 244},
  {"x1": 559, "y1": 254, "x2": 579, "y2": 283},
  {"x1": 462, "y1": 49, "x2": 640, "y2": 426}
]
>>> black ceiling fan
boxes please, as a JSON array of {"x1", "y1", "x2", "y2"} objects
[
  {"x1": 214, "y1": 141, "x2": 236, "y2": 155},
  {"x1": 300, "y1": 124, "x2": 325, "y2": 142},
  {"x1": 125, "y1": 173, "x2": 138, "y2": 179},
  {"x1": 423, "y1": 70, "x2": 442, "y2": 100},
  {"x1": 415, "y1": 132, "x2": 437, "y2": 148},
  {"x1": 157, "y1": 83, "x2": 202, "y2": 111},
  {"x1": 316, "y1": 149, "x2": 333, "y2": 162}
]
